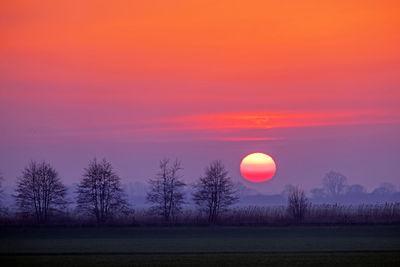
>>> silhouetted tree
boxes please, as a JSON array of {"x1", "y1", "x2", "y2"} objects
[
  {"x1": 323, "y1": 171, "x2": 347, "y2": 197},
  {"x1": 147, "y1": 159, "x2": 186, "y2": 222},
  {"x1": 192, "y1": 160, "x2": 239, "y2": 224},
  {"x1": 76, "y1": 158, "x2": 128, "y2": 224},
  {"x1": 14, "y1": 161, "x2": 67, "y2": 224},
  {"x1": 287, "y1": 185, "x2": 309, "y2": 222}
]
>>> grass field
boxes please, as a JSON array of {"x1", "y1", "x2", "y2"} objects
[{"x1": 1, "y1": 225, "x2": 399, "y2": 266}]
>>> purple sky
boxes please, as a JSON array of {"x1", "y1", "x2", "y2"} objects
[{"x1": 1, "y1": 122, "x2": 399, "y2": 193}]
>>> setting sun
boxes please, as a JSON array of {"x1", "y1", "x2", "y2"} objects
[{"x1": 240, "y1": 153, "x2": 277, "y2": 183}]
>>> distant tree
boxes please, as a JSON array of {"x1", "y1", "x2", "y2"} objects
[
  {"x1": 372, "y1": 183, "x2": 396, "y2": 196},
  {"x1": 282, "y1": 184, "x2": 296, "y2": 196},
  {"x1": 310, "y1": 188, "x2": 325, "y2": 199},
  {"x1": 14, "y1": 161, "x2": 67, "y2": 224},
  {"x1": 192, "y1": 160, "x2": 239, "y2": 224},
  {"x1": 287, "y1": 185, "x2": 309, "y2": 222},
  {"x1": 346, "y1": 184, "x2": 366, "y2": 195},
  {"x1": 146, "y1": 159, "x2": 186, "y2": 222},
  {"x1": 235, "y1": 181, "x2": 256, "y2": 197},
  {"x1": 323, "y1": 171, "x2": 347, "y2": 197},
  {"x1": 76, "y1": 158, "x2": 128, "y2": 224}
]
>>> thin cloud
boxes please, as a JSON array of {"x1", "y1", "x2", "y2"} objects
[
  {"x1": 3, "y1": 109, "x2": 398, "y2": 144},
  {"x1": 160, "y1": 109, "x2": 399, "y2": 130}
]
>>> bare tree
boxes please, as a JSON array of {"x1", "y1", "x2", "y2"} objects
[
  {"x1": 287, "y1": 185, "x2": 309, "y2": 222},
  {"x1": 323, "y1": 171, "x2": 347, "y2": 197},
  {"x1": 14, "y1": 161, "x2": 67, "y2": 224},
  {"x1": 192, "y1": 160, "x2": 239, "y2": 224},
  {"x1": 76, "y1": 158, "x2": 128, "y2": 224},
  {"x1": 146, "y1": 159, "x2": 186, "y2": 222}
]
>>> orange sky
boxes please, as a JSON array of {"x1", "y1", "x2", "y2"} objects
[
  {"x1": 1, "y1": 0, "x2": 399, "y2": 107},
  {"x1": 1, "y1": 0, "x2": 399, "y2": 140},
  {"x1": 1, "y1": 0, "x2": 400, "y2": 190}
]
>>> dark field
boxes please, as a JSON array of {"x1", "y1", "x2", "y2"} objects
[{"x1": 1, "y1": 225, "x2": 399, "y2": 266}]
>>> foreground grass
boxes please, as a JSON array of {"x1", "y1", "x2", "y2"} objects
[
  {"x1": 0, "y1": 225, "x2": 399, "y2": 266},
  {"x1": 1, "y1": 252, "x2": 400, "y2": 267},
  {"x1": 0, "y1": 225, "x2": 399, "y2": 253}
]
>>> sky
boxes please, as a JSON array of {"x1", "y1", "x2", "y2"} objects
[{"x1": 1, "y1": 0, "x2": 400, "y2": 193}]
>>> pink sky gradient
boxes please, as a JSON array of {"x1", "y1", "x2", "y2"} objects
[{"x1": 1, "y1": 0, "x2": 400, "y2": 193}]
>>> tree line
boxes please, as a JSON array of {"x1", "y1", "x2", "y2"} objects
[
  {"x1": 1, "y1": 158, "x2": 238, "y2": 224},
  {"x1": 0, "y1": 162, "x2": 398, "y2": 225}
]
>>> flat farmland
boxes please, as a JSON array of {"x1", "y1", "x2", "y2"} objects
[{"x1": 0, "y1": 225, "x2": 399, "y2": 266}]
